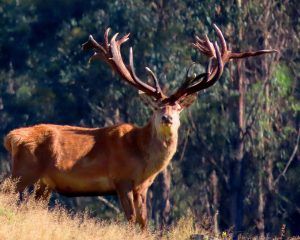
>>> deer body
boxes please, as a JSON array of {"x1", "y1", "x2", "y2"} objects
[
  {"x1": 4, "y1": 24, "x2": 276, "y2": 228},
  {"x1": 5, "y1": 114, "x2": 178, "y2": 194}
]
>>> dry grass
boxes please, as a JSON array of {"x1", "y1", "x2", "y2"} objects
[
  {"x1": 0, "y1": 179, "x2": 299, "y2": 240},
  {"x1": 0, "y1": 179, "x2": 210, "y2": 240}
]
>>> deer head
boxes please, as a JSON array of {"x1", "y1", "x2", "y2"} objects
[{"x1": 82, "y1": 25, "x2": 277, "y2": 140}]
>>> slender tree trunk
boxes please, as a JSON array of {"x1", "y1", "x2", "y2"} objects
[
  {"x1": 211, "y1": 170, "x2": 220, "y2": 236},
  {"x1": 230, "y1": 59, "x2": 246, "y2": 239},
  {"x1": 159, "y1": 167, "x2": 172, "y2": 228},
  {"x1": 257, "y1": 6, "x2": 272, "y2": 232},
  {"x1": 150, "y1": 167, "x2": 172, "y2": 229},
  {"x1": 257, "y1": 166, "x2": 265, "y2": 238},
  {"x1": 261, "y1": 5, "x2": 275, "y2": 232},
  {"x1": 256, "y1": 51, "x2": 269, "y2": 239},
  {"x1": 161, "y1": 168, "x2": 171, "y2": 226},
  {"x1": 230, "y1": 4, "x2": 247, "y2": 237}
]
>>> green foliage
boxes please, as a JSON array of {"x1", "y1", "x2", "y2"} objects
[{"x1": 274, "y1": 64, "x2": 293, "y2": 96}]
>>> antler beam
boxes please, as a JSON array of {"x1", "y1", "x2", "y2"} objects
[
  {"x1": 164, "y1": 24, "x2": 278, "y2": 104},
  {"x1": 82, "y1": 28, "x2": 165, "y2": 100}
]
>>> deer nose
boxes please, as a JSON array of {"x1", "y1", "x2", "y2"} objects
[{"x1": 161, "y1": 115, "x2": 172, "y2": 124}]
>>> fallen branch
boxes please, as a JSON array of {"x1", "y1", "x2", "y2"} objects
[
  {"x1": 274, "y1": 127, "x2": 300, "y2": 186},
  {"x1": 98, "y1": 196, "x2": 120, "y2": 214}
]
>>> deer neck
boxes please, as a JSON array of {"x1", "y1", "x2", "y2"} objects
[{"x1": 138, "y1": 117, "x2": 179, "y2": 175}]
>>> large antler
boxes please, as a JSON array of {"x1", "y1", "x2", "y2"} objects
[
  {"x1": 82, "y1": 28, "x2": 165, "y2": 100},
  {"x1": 164, "y1": 24, "x2": 278, "y2": 104}
]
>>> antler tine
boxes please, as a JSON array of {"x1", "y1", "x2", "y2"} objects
[
  {"x1": 213, "y1": 24, "x2": 227, "y2": 55},
  {"x1": 104, "y1": 28, "x2": 110, "y2": 51},
  {"x1": 190, "y1": 57, "x2": 212, "y2": 87},
  {"x1": 204, "y1": 35, "x2": 216, "y2": 58},
  {"x1": 117, "y1": 33, "x2": 131, "y2": 46},
  {"x1": 178, "y1": 42, "x2": 223, "y2": 96},
  {"x1": 109, "y1": 33, "x2": 137, "y2": 85},
  {"x1": 128, "y1": 47, "x2": 162, "y2": 97},
  {"x1": 192, "y1": 34, "x2": 216, "y2": 59},
  {"x1": 183, "y1": 62, "x2": 206, "y2": 88},
  {"x1": 83, "y1": 28, "x2": 165, "y2": 100},
  {"x1": 183, "y1": 63, "x2": 208, "y2": 90},
  {"x1": 145, "y1": 67, "x2": 163, "y2": 98},
  {"x1": 229, "y1": 49, "x2": 279, "y2": 59},
  {"x1": 213, "y1": 23, "x2": 278, "y2": 61},
  {"x1": 193, "y1": 24, "x2": 278, "y2": 65},
  {"x1": 196, "y1": 42, "x2": 223, "y2": 90},
  {"x1": 163, "y1": 55, "x2": 214, "y2": 105},
  {"x1": 110, "y1": 33, "x2": 164, "y2": 98},
  {"x1": 82, "y1": 35, "x2": 105, "y2": 52},
  {"x1": 186, "y1": 62, "x2": 196, "y2": 80}
]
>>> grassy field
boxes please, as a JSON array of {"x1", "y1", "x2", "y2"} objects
[
  {"x1": 0, "y1": 179, "x2": 297, "y2": 240},
  {"x1": 0, "y1": 179, "x2": 215, "y2": 240}
]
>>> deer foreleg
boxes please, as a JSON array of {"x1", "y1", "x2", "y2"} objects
[
  {"x1": 134, "y1": 188, "x2": 148, "y2": 230},
  {"x1": 115, "y1": 181, "x2": 136, "y2": 223}
]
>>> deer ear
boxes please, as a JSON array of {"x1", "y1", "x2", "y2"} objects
[
  {"x1": 139, "y1": 91, "x2": 159, "y2": 110},
  {"x1": 178, "y1": 94, "x2": 198, "y2": 109}
]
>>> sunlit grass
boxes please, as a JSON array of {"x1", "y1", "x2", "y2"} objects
[
  {"x1": 0, "y1": 178, "x2": 213, "y2": 240},
  {"x1": 0, "y1": 179, "x2": 150, "y2": 240},
  {"x1": 0, "y1": 179, "x2": 298, "y2": 240}
]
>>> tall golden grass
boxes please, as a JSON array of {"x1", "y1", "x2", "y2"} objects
[
  {"x1": 0, "y1": 179, "x2": 212, "y2": 240},
  {"x1": 0, "y1": 179, "x2": 298, "y2": 240}
]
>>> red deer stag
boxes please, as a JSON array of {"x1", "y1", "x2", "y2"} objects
[{"x1": 4, "y1": 25, "x2": 276, "y2": 228}]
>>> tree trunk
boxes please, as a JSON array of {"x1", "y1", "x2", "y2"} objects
[
  {"x1": 230, "y1": 59, "x2": 245, "y2": 239},
  {"x1": 211, "y1": 170, "x2": 220, "y2": 236},
  {"x1": 257, "y1": 167, "x2": 265, "y2": 238},
  {"x1": 151, "y1": 167, "x2": 171, "y2": 229},
  {"x1": 159, "y1": 167, "x2": 172, "y2": 228}
]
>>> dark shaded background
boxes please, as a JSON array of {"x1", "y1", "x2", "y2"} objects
[{"x1": 0, "y1": 0, "x2": 299, "y2": 237}]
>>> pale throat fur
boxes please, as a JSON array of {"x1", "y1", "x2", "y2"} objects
[{"x1": 138, "y1": 115, "x2": 179, "y2": 179}]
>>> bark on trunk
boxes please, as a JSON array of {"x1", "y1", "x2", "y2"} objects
[
  {"x1": 257, "y1": 167, "x2": 265, "y2": 238},
  {"x1": 151, "y1": 167, "x2": 171, "y2": 229},
  {"x1": 159, "y1": 167, "x2": 171, "y2": 227},
  {"x1": 230, "y1": 59, "x2": 245, "y2": 240},
  {"x1": 211, "y1": 170, "x2": 220, "y2": 236}
]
